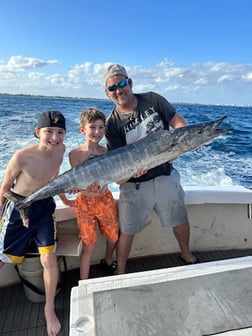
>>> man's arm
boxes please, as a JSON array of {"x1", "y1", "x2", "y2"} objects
[{"x1": 169, "y1": 112, "x2": 187, "y2": 129}]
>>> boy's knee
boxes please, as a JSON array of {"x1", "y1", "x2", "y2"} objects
[{"x1": 40, "y1": 253, "x2": 57, "y2": 269}]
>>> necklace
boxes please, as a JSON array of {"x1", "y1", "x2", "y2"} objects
[
  {"x1": 116, "y1": 95, "x2": 137, "y2": 113},
  {"x1": 116, "y1": 109, "x2": 135, "y2": 123},
  {"x1": 116, "y1": 96, "x2": 137, "y2": 121}
]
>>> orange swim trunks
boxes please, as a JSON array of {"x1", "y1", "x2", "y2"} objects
[{"x1": 75, "y1": 189, "x2": 119, "y2": 246}]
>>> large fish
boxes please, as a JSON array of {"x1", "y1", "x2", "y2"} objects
[{"x1": 5, "y1": 115, "x2": 230, "y2": 218}]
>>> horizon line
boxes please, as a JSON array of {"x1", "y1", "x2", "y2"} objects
[{"x1": 0, "y1": 92, "x2": 251, "y2": 108}]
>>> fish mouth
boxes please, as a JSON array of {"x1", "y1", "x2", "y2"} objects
[
  {"x1": 210, "y1": 115, "x2": 232, "y2": 136},
  {"x1": 179, "y1": 115, "x2": 231, "y2": 150},
  {"x1": 214, "y1": 115, "x2": 232, "y2": 135}
]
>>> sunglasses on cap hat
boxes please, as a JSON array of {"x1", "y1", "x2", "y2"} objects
[{"x1": 106, "y1": 78, "x2": 129, "y2": 92}]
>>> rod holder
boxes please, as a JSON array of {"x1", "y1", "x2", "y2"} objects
[{"x1": 248, "y1": 204, "x2": 252, "y2": 219}]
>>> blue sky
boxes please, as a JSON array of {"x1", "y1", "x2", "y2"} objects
[{"x1": 0, "y1": 0, "x2": 251, "y2": 105}]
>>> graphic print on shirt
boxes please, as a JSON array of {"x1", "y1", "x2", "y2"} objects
[{"x1": 125, "y1": 106, "x2": 163, "y2": 145}]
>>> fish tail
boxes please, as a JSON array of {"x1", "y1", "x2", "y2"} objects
[
  {"x1": 4, "y1": 190, "x2": 25, "y2": 204},
  {"x1": 4, "y1": 191, "x2": 30, "y2": 219}
]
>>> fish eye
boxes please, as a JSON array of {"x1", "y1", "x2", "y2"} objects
[{"x1": 197, "y1": 128, "x2": 203, "y2": 134}]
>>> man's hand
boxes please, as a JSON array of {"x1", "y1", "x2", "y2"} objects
[
  {"x1": 117, "y1": 168, "x2": 148, "y2": 185},
  {"x1": 132, "y1": 168, "x2": 148, "y2": 178}
]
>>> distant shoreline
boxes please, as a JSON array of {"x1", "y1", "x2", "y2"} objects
[
  {"x1": 0, "y1": 92, "x2": 251, "y2": 107},
  {"x1": 0, "y1": 92, "x2": 108, "y2": 102}
]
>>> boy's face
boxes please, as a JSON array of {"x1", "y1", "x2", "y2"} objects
[
  {"x1": 35, "y1": 126, "x2": 66, "y2": 147},
  {"x1": 81, "y1": 119, "x2": 105, "y2": 143}
]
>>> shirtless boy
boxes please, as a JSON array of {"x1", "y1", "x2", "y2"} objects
[
  {"x1": 69, "y1": 107, "x2": 119, "y2": 279},
  {"x1": 0, "y1": 110, "x2": 73, "y2": 336}
]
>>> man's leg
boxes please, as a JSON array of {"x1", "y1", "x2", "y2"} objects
[
  {"x1": 116, "y1": 233, "x2": 134, "y2": 275},
  {"x1": 173, "y1": 223, "x2": 197, "y2": 263},
  {"x1": 40, "y1": 253, "x2": 61, "y2": 336},
  {"x1": 0, "y1": 261, "x2": 5, "y2": 269}
]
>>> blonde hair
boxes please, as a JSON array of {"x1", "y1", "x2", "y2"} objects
[{"x1": 80, "y1": 107, "x2": 106, "y2": 126}]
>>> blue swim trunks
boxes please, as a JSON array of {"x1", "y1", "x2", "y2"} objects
[{"x1": 0, "y1": 196, "x2": 56, "y2": 264}]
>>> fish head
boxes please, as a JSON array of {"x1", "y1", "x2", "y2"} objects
[{"x1": 173, "y1": 115, "x2": 231, "y2": 151}]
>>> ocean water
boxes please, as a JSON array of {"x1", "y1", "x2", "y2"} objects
[{"x1": 0, "y1": 94, "x2": 251, "y2": 194}]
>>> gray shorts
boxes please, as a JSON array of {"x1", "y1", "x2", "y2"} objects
[{"x1": 118, "y1": 169, "x2": 189, "y2": 235}]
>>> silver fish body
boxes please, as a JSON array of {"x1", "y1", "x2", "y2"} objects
[{"x1": 10, "y1": 115, "x2": 230, "y2": 210}]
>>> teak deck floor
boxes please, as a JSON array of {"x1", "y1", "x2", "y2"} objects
[{"x1": 1, "y1": 249, "x2": 252, "y2": 336}]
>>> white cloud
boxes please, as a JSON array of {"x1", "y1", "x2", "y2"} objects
[
  {"x1": 0, "y1": 56, "x2": 252, "y2": 105},
  {"x1": 48, "y1": 73, "x2": 67, "y2": 85},
  {"x1": 28, "y1": 72, "x2": 45, "y2": 80},
  {"x1": 242, "y1": 72, "x2": 252, "y2": 81},
  {"x1": 1, "y1": 55, "x2": 58, "y2": 72},
  {"x1": 217, "y1": 75, "x2": 233, "y2": 83},
  {"x1": 195, "y1": 78, "x2": 208, "y2": 85}
]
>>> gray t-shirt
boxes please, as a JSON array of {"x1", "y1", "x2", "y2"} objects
[{"x1": 105, "y1": 91, "x2": 176, "y2": 182}]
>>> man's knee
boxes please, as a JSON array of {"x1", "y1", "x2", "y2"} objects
[{"x1": 173, "y1": 223, "x2": 190, "y2": 235}]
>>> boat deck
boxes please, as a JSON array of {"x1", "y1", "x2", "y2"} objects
[{"x1": 1, "y1": 248, "x2": 252, "y2": 336}]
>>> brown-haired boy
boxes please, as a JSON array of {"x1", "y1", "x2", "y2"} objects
[{"x1": 69, "y1": 107, "x2": 119, "y2": 280}]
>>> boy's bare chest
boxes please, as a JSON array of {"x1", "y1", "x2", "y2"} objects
[{"x1": 25, "y1": 155, "x2": 61, "y2": 184}]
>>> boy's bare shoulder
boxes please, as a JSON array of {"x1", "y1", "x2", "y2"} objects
[
  {"x1": 58, "y1": 142, "x2": 66, "y2": 155},
  {"x1": 69, "y1": 145, "x2": 86, "y2": 158},
  {"x1": 69, "y1": 145, "x2": 89, "y2": 166},
  {"x1": 99, "y1": 145, "x2": 107, "y2": 154},
  {"x1": 14, "y1": 143, "x2": 38, "y2": 159}
]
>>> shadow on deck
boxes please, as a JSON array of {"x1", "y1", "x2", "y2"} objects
[{"x1": 1, "y1": 249, "x2": 252, "y2": 335}]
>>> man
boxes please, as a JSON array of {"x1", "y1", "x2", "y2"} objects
[{"x1": 104, "y1": 64, "x2": 199, "y2": 274}]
